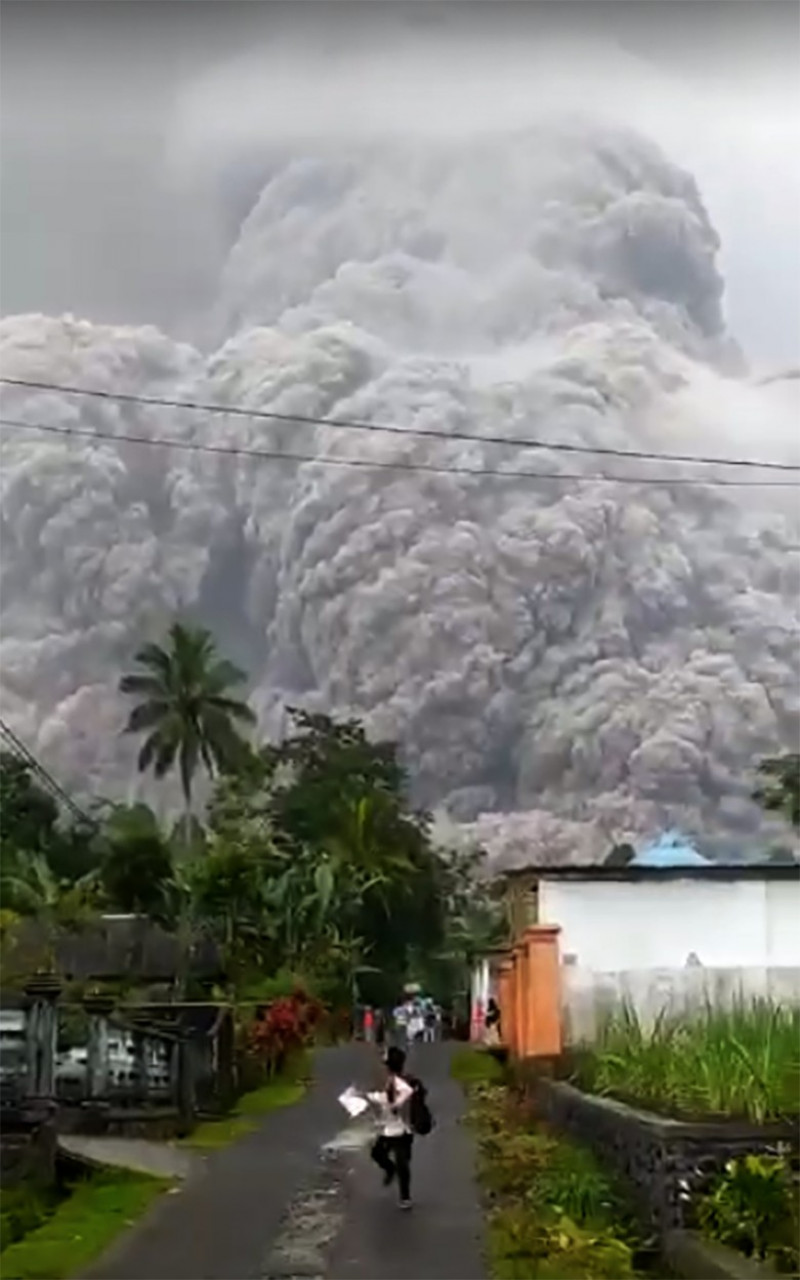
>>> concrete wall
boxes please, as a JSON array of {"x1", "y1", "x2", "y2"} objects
[
  {"x1": 536, "y1": 876, "x2": 800, "y2": 1043},
  {"x1": 538, "y1": 876, "x2": 800, "y2": 971},
  {"x1": 561, "y1": 963, "x2": 800, "y2": 1042}
]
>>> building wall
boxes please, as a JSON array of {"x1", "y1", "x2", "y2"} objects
[
  {"x1": 506, "y1": 875, "x2": 538, "y2": 940},
  {"x1": 538, "y1": 876, "x2": 800, "y2": 971},
  {"x1": 535, "y1": 875, "x2": 800, "y2": 1042},
  {"x1": 765, "y1": 879, "x2": 799, "y2": 967},
  {"x1": 561, "y1": 963, "x2": 800, "y2": 1042}
]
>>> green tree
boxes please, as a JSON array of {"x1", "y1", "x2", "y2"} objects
[
  {"x1": 604, "y1": 842, "x2": 636, "y2": 867},
  {"x1": 0, "y1": 752, "x2": 59, "y2": 852},
  {"x1": 119, "y1": 621, "x2": 256, "y2": 831},
  {"x1": 754, "y1": 754, "x2": 800, "y2": 831},
  {"x1": 208, "y1": 710, "x2": 447, "y2": 1007},
  {"x1": 0, "y1": 753, "x2": 97, "y2": 883},
  {"x1": 97, "y1": 803, "x2": 176, "y2": 923},
  {"x1": 417, "y1": 843, "x2": 507, "y2": 1008}
]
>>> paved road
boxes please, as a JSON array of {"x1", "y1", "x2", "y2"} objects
[
  {"x1": 326, "y1": 1043, "x2": 486, "y2": 1280},
  {"x1": 83, "y1": 1042, "x2": 485, "y2": 1280}
]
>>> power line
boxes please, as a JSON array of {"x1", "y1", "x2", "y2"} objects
[
  {"x1": 0, "y1": 717, "x2": 97, "y2": 829},
  {"x1": 1, "y1": 414, "x2": 798, "y2": 488},
  {"x1": 0, "y1": 720, "x2": 93, "y2": 828},
  {"x1": 2, "y1": 375, "x2": 798, "y2": 474}
]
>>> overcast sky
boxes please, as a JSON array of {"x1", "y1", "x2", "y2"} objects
[{"x1": 1, "y1": 0, "x2": 798, "y2": 367}]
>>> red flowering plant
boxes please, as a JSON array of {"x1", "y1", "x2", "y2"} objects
[{"x1": 248, "y1": 987, "x2": 325, "y2": 1076}]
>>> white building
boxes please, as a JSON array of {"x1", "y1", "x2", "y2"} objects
[{"x1": 502, "y1": 853, "x2": 800, "y2": 1043}]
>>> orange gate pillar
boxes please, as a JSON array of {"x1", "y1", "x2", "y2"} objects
[
  {"x1": 513, "y1": 941, "x2": 527, "y2": 1060},
  {"x1": 507, "y1": 952, "x2": 519, "y2": 1057},
  {"x1": 521, "y1": 924, "x2": 562, "y2": 1058}
]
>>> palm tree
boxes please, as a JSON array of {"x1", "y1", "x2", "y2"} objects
[{"x1": 120, "y1": 622, "x2": 256, "y2": 837}]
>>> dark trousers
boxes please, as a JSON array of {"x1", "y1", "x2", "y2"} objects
[{"x1": 371, "y1": 1133, "x2": 413, "y2": 1200}]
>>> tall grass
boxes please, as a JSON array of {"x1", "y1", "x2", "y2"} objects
[{"x1": 572, "y1": 998, "x2": 800, "y2": 1123}]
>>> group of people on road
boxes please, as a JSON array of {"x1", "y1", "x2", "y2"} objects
[
  {"x1": 393, "y1": 995, "x2": 441, "y2": 1045},
  {"x1": 360, "y1": 996, "x2": 442, "y2": 1046}
]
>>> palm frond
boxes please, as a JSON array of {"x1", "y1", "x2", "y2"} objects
[
  {"x1": 137, "y1": 733, "x2": 160, "y2": 773},
  {"x1": 204, "y1": 694, "x2": 256, "y2": 724},
  {"x1": 119, "y1": 674, "x2": 168, "y2": 698},
  {"x1": 153, "y1": 729, "x2": 180, "y2": 779},
  {"x1": 131, "y1": 642, "x2": 174, "y2": 679},
  {"x1": 125, "y1": 700, "x2": 170, "y2": 733}
]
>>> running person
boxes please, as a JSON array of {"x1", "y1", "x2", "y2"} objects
[{"x1": 368, "y1": 1046, "x2": 416, "y2": 1208}]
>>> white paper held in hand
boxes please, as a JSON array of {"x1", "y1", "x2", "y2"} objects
[{"x1": 338, "y1": 1086, "x2": 369, "y2": 1118}]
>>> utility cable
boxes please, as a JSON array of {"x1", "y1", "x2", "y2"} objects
[
  {"x1": 1, "y1": 375, "x2": 798, "y2": 473},
  {"x1": 0, "y1": 717, "x2": 97, "y2": 829},
  {"x1": 1, "y1": 415, "x2": 797, "y2": 488}
]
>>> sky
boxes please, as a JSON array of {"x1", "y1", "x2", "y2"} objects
[{"x1": 1, "y1": 0, "x2": 798, "y2": 368}]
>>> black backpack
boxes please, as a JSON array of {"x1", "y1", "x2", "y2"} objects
[{"x1": 406, "y1": 1075, "x2": 434, "y2": 1136}]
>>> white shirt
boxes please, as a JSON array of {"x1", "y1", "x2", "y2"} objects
[{"x1": 367, "y1": 1074, "x2": 414, "y2": 1137}]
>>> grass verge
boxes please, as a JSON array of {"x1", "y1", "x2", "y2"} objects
[
  {"x1": 180, "y1": 1062, "x2": 308, "y2": 1150},
  {"x1": 0, "y1": 1171, "x2": 169, "y2": 1280},
  {"x1": 455, "y1": 1057, "x2": 650, "y2": 1279},
  {"x1": 450, "y1": 1046, "x2": 507, "y2": 1086}
]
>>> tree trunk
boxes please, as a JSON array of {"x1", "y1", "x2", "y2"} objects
[{"x1": 175, "y1": 790, "x2": 193, "y2": 999}]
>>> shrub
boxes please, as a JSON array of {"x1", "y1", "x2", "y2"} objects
[
  {"x1": 489, "y1": 1207, "x2": 635, "y2": 1279},
  {"x1": 247, "y1": 988, "x2": 324, "y2": 1076},
  {"x1": 696, "y1": 1154, "x2": 799, "y2": 1274}
]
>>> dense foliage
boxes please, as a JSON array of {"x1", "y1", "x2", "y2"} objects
[
  {"x1": 1, "y1": 624, "x2": 494, "y2": 1013},
  {"x1": 0, "y1": 753, "x2": 97, "y2": 887}
]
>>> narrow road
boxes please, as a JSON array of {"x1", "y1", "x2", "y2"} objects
[{"x1": 83, "y1": 1042, "x2": 486, "y2": 1280}]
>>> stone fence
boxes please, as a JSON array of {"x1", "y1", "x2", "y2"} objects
[
  {"x1": 526, "y1": 1074, "x2": 798, "y2": 1238},
  {"x1": 0, "y1": 977, "x2": 236, "y2": 1186}
]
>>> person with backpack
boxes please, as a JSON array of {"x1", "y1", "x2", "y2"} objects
[{"x1": 367, "y1": 1045, "x2": 432, "y2": 1209}]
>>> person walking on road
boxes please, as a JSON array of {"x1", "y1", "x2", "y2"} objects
[{"x1": 367, "y1": 1046, "x2": 418, "y2": 1209}]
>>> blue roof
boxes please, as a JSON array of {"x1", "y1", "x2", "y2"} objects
[{"x1": 633, "y1": 830, "x2": 711, "y2": 868}]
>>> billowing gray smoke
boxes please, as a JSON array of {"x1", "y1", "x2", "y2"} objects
[{"x1": 1, "y1": 120, "x2": 798, "y2": 865}]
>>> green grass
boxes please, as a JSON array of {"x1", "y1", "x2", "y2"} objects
[
  {"x1": 180, "y1": 1114, "x2": 258, "y2": 1149},
  {"x1": 0, "y1": 1172, "x2": 169, "y2": 1280},
  {"x1": 236, "y1": 1079, "x2": 305, "y2": 1115},
  {"x1": 179, "y1": 1075, "x2": 306, "y2": 1149},
  {"x1": 571, "y1": 998, "x2": 800, "y2": 1123},
  {"x1": 450, "y1": 1046, "x2": 507, "y2": 1085}
]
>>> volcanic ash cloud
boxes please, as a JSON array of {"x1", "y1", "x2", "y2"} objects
[{"x1": 1, "y1": 121, "x2": 798, "y2": 860}]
